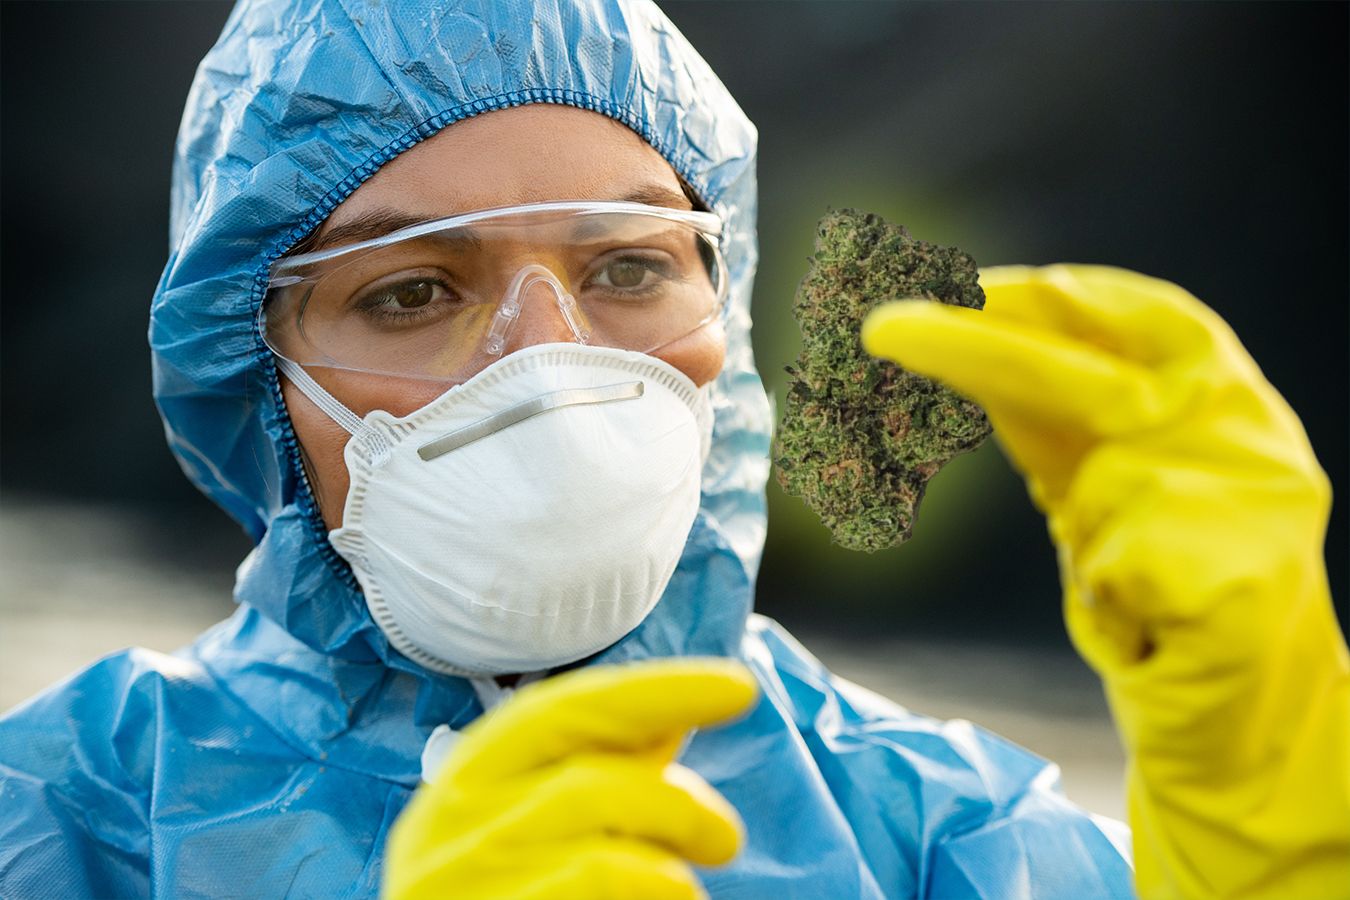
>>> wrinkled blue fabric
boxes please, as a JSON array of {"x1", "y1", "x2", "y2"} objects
[{"x1": 0, "y1": 1, "x2": 1135, "y2": 897}]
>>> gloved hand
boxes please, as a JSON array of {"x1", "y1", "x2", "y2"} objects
[
  {"x1": 382, "y1": 658, "x2": 758, "y2": 900},
  {"x1": 862, "y1": 265, "x2": 1349, "y2": 899}
]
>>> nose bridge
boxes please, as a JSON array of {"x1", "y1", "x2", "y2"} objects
[{"x1": 488, "y1": 263, "x2": 589, "y2": 356}]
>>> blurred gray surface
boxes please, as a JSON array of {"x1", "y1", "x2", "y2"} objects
[
  {"x1": 0, "y1": 497, "x2": 1124, "y2": 820},
  {"x1": 0, "y1": 497, "x2": 239, "y2": 712}
]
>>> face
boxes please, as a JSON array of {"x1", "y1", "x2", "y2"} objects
[{"x1": 281, "y1": 104, "x2": 727, "y2": 530}]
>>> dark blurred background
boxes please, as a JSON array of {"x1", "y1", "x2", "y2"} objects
[{"x1": 3, "y1": 2, "x2": 1346, "y2": 649}]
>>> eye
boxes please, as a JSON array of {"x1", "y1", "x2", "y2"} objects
[
  {"x1": 599, "y1": 260, "x2": 650, "y2": 288},
  {"x1": 592, "y1": 255, "x2": 671, "y2": 290},
  {"x1": 365, "y1": 279, "x2": 444, "y2": 310},
  {"x1": 347, "y1": 274, "x2": 459, "y2": 325}
]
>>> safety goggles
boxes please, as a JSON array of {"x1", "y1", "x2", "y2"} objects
[{"x1": 261, "y1": 200, "x2": 727, "y2": 383}]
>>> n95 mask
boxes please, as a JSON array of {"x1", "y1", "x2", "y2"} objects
[{"x1": 277, "y1": 343, "x2": 712, "y2": 676}]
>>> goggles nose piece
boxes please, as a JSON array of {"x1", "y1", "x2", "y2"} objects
[
  {"x1": 554, "y1": 290, "x2": 592, "y2": 346},
  {"x1": 486, "y1": 264, "x2": 590, "y2": 357},
  {"x1": 484, "y1": 298, "x2": 520, "y2": 357}
]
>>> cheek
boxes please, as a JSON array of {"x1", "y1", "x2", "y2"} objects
[
  {"x1": 652, "y1": 320, "x2": 726, "y2": 388},
  {"x1": 281, "y1": 377, "x2": 354, "y2": 532},
  {"x1": 281, "y1": 372, "x2": 451, "y2": 531}
]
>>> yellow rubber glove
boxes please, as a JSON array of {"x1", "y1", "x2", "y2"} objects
[
  {"x1": 862, "y1": 265, "x2": 1349, "y2": 900},
  {"x1": 382, "y1": 658, "x2": 758, "y2": 900}
]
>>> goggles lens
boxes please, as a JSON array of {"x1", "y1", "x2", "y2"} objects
[{"x1": 262, "y1": 201, "x2": 726, "y2": 383}]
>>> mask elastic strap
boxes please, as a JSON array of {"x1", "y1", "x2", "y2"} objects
[{"x1": 273, "y1": 356, "x2": 391, "y2": 466}]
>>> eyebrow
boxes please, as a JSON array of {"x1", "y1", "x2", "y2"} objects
[
  {"x1": 306, "y1": 211, "x2": 431, "y2": 254},
  {"x1": 618, "y1": 185, "x2": 695, "y2": 209}
]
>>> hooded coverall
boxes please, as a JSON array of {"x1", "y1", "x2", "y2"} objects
[{"x1": 3, "y1": 1, "x2": 1337, "y2": 898}]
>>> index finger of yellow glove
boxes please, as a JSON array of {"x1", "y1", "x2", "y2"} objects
[
  {"x1": 448, "y1": 658, "x2": 759, "y2": 785},
  {"x1": 389, "y1": 755, "x2": 742, "y2": 896},
  {"x1": 975, "y1": 264, "x2": 1224, "y2": 367},
  {"x1": 861, "y1": 299, "x2": 1175, "y2": 437},
  {"x1": 490, "y1": 757, "x2": 743, "y2": 866}
]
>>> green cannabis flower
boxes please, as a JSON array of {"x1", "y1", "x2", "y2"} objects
[{"x1": 773, "y1": 209, "x2": 992, "y2": 552}]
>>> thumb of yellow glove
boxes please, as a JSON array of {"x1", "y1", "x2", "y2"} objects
[{"x1": 383, "y1": 658, "x2": 758, "y2": 900}]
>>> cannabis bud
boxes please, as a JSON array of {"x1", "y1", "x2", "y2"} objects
[{"x1": 773, "y1": 208, "x2": 992, "y2": 552}]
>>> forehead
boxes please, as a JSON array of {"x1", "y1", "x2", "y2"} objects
[{"x1": 317, "y1": 104, "x2": 690, "y2": 243}]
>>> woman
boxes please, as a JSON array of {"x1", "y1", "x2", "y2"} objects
[{"x1": 1, "y1": 1, "x2": 1342, "y2": 898}]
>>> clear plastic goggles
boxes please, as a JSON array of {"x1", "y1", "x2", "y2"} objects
[{"x1": 262, "y1": 201, "x2": 727, "y2": 383}]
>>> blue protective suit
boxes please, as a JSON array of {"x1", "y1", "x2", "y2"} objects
[{"x1": 0, "y1": 2, "x2": 1136, "y2": 897}]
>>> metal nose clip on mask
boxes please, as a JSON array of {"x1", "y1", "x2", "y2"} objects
[{"x1": 265, "y1": 202, "x2": 722, "y2": 676}]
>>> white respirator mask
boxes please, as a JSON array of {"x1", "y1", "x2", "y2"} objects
[{"x1": 276, "y1": 343, "x2": 712, "y2": 676}]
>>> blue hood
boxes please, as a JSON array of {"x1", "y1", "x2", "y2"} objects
[{"x1": 150, "y1": 0, "x2": 770, "y2": 677}]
